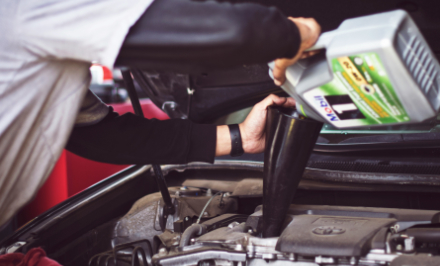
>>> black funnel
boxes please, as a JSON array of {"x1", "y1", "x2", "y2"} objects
[{"x1": 262, "y1": 106, "x2": 323, "y2": 238}]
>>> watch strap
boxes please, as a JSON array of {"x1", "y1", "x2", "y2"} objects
[{"x1": 228, "y1": 124, "x2": 244, "y2": 157}]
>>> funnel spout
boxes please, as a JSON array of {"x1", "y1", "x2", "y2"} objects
[{"x1": 262, "y1": 106, "x2": 323, "y2": 238}]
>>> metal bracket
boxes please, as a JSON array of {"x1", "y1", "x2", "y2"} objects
[{"x1": 153, "y1": 164, "x2": 176, "y2": 231}]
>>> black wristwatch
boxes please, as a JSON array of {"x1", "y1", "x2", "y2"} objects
[{"x1": 228, "y1": 124, "x2": 244, "y2": 157}]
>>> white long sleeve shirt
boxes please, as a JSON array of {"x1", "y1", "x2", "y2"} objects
[{"x1": 0, "y1": 0, "x2": 154, "y2": 226}]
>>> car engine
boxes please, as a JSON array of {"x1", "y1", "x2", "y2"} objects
[{"x1": 88, "y1": 184, "x2": 440, "y2": 266}]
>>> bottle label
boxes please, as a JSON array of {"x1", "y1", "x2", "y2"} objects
[{"x1": 304, "y1": 53, "x2": 409, "y2": 127}]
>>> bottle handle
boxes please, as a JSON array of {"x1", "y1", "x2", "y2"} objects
[{"x1": 305, "y1": 30, "x2": 337, "y2": 51}]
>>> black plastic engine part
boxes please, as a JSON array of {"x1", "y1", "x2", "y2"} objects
[
  {"x1": 262, "y1": 106, "x2": 323, "y2": 237},
  {"x1": 405, "y1": 227, "x2": 440, "y2": 243},
  {"x1": 276, "y1": 214, "x2": 395, "y2": 257},
  {"x1": 370, "y1": 227, "x2": 389, "y2": 250},
  {"x1": 247, "y1": 204, "x2": 440, "y2": 256}
]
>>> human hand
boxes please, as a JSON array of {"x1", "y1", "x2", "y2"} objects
[
  {"x1": 215, "y1": 95, "x2": 295, "y2": 156},
  {"x1": 215, "y1": 95, "x2": 296, "y2": 156},
  {"x1": 239, "y1": 94, "x2": 295, "y2": 154},
  {"x1": 272, "y1": 17, "x2": 321, "y2": 86}
]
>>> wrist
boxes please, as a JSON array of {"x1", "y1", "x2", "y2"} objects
[
  {"x1": 215, "y1": 125, "x2": 231, "y2": 157},
  {"x1": 238, "y1": 123, "x2": 249, "y2": 154}
]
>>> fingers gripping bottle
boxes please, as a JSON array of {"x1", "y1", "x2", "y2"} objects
[{"x1": 270, "y1": 10, "x2": 440, "y2": 128}]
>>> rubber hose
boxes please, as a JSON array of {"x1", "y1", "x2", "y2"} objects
[{"x1": 179, "y1": 224, "x2": 207, "y2": 247}]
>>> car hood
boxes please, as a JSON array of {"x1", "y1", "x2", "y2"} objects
[{"x1": 132, "y1": 1, "x2": 440, "y2": 124}]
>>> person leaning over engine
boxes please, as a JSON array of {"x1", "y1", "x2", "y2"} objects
[{"x1": 0, "y1": 0, "x2": 320, "y2": 227}]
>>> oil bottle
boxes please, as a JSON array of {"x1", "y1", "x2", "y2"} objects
[{"x1": 271, "y1": 10, "x2": 440, "y2": 128}]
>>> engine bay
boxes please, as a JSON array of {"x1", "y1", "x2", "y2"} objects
[
  {"x1": 86, "y1": 180, "x2": 440, "y2": 266},
  {"x1": 5, "y1": 161, "x2": 440, "y2": 266}
]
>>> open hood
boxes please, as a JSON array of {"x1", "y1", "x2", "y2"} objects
[{"x1": 133, "y1": 0, "x2": 440, "y2": 124}]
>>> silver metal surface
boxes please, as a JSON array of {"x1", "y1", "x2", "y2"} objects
[
  {"x1": 6, "y1": 242, "x2": 26, "y2": 254},
  {"x1": 157, "y1": 250, "x2": 246, "y2": 266},
  {"x1": 314, "y1": 256, "x2": 334, "y2": 264},
  {"x1": 404, "y1": 237, "x2": 415, "y2": 252},
  {"x1": 248, "y1": 259, "x2": 318, "y2": 266},
  {"x1": 362, "y1": 251, "x2": 399, "y2": 264}
]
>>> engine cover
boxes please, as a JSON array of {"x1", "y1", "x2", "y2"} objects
[{"x1": 277, "y1": 215, "x2": 395, "y2": 257}]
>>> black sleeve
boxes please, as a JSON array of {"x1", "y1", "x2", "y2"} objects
[
  {"x1": 115, "y1": 0, "x2": 301, "y2": 72},
  {"x1": 65, "y1": 108, "x2": 217, "y2": 165}
]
